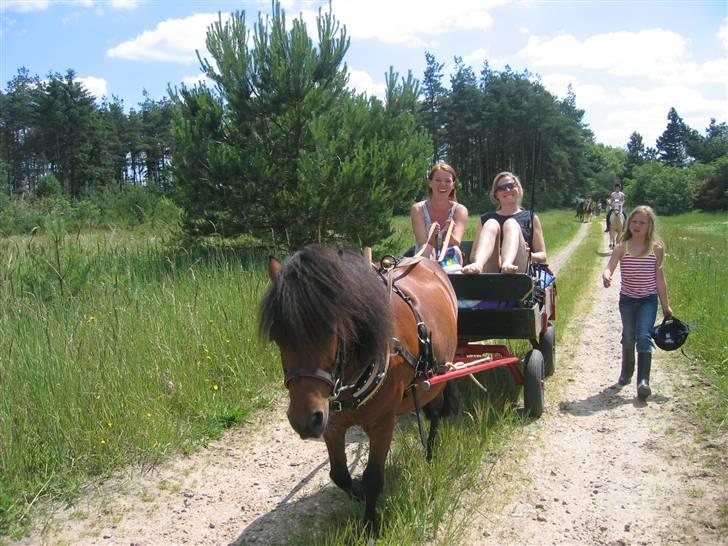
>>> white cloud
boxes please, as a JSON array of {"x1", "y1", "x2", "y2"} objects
[
  {"x1": 517, "y1": 29, "x2": 692, "y2": 82},
  {"x1": 463, "y1": 48, "x2": 488, "y2": 67},
  {"x1": 110, "y1": 0, "x2": 140, "y2": 8},
  {"x1": 182, "y1": 73, "x2": 212, "y2": 87},
  {"x1": 348, "y1": 69, "x2": 386, "y2": 98},
  {"x1": 3, "y1": 0, "x2": 50, "y2": 12},
  {"x1": 719, "y1": 18, "x2": 728, "y2": 51},
  {"x1": 537, "y1": 73, "x2": 608, "y2": 106},
  {"x1": 3, "y1": 0, "x2": 136, "y2": 10},
  {"x1": 77, "y1": 76, "x2": 107, "y2": 98},
  {"x1": 297, "y1": 0, "x2": 505, "y2": 47},
  {"x1": 107, "y1": 12, "x2": 221, "y2": 63}
]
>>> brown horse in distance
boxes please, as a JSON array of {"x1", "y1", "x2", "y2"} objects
[{"x1": 259, "y1": 245, "x2": 460, "y2": 534}]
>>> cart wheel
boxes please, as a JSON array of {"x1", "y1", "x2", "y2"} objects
[
  {"x1": 523, "y1": 349, "x2": 544, "y2": 418},
  {"x1": 540, "y1": 323, "x2": 556, "y2": 377}
]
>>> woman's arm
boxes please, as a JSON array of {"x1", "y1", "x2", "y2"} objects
[
  {"x1": 654, "y1": 244, "x2": 673, "y2": 317},
  {"x1": 410, "y1": 202, "x2": 428, "y2": 249},
  {"x1": 602, "y1": 243, "x2": 625, "y2": 287},
  {"x1": 450, "y1": 203, "x2": 469, "y2": 247},
  {"x1": 529, "y1": 215, "x2": 547, "y2": 263}
]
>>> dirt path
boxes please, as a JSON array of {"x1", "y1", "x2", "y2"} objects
[
  {"x1": 15, "y1": 223, "x2": 724, "y2": 546},
  {"x1": 464, "y1": 229, "x2": 725, "y2": 546}
]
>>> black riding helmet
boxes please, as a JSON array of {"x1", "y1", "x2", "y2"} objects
[{"x1": 652, "y1": 316, "x2": 689, "y2": 351}]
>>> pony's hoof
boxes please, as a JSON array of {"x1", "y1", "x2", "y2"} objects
[{"x1": 350, "y1": 479, "x2": 365, "y2": 502}]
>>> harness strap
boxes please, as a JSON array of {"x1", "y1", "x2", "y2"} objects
[{"x1": 284, "y1": 367, "x2": 336, "y2": 389}]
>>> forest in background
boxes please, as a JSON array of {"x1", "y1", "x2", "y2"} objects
[{"x1": 1, "y1": 4, "x2": 726, "y2": 247}]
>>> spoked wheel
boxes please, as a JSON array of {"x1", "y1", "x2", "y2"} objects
[
  {"x1": 540, "y1": 323, "x2": 556, "y2": 377},
  {"x1": 523, "y1": 349, "x2": 545, "y2": 418}
]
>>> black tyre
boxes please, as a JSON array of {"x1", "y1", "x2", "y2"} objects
[
  {"x1": 523, "y1": 349, "x2": 544, "y2": 418},
  {"x1": 540, "y1": 323, "x2": 556, "y2": 377}
]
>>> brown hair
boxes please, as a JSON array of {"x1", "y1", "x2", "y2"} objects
[{"x1": 427, "y1": 163, "x2": 458, "y2": 201}]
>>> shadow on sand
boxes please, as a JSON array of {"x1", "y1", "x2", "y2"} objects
[
  {"x1": 229, "y1": 428, "x2": 369, "y2": 546},
  {"x1": 559, "y1": 383, "x2": 670, "y2": 416}
]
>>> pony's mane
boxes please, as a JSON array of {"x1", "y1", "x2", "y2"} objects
[{"x1": 259, "y1": 245, "x2": 393, "y2": 367}]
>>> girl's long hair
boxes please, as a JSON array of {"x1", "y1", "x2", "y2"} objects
[{"x1": 620, "y1": 205, "x2": 662, "y2": 256}]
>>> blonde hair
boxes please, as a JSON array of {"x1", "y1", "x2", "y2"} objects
[
  {"x1": 427, "y1": 162, "x2": 458, "y2": 201},
  {"x1": 490, "y1": 171, "x2": 523, "y2": 207},
  {"x1": 620, "y1": 205, "x2": 662, "y2": 256}
]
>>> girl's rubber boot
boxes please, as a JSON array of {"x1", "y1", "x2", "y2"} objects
[
  {"x1": 618, "y1": 345, "x2": 635, "y2": 386},
  {"x1": 637, "y1": 352, "x2": 652, "y2": 400}
]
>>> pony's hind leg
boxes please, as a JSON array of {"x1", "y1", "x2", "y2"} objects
[
  {"x1": 324, "y1": 425, "x2": 362, "y2": 500},
  {"x1": 423, "y1": 383, "x2": 460, "y2": 460}
]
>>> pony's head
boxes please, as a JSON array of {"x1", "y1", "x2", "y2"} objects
[{"x1": 259, "y1": 245, "x2": 392, "y2": 438}]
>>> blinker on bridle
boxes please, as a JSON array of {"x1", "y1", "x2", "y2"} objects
[{"x1": 283, "y1": 339, "x2": 346, "y2": 395}]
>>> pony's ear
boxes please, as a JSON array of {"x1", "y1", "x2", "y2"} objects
[{"x1": 268, "y1": 256, "x2": 282, "y2": 281}]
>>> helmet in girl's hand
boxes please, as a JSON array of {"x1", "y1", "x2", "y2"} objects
[{"x1": 652, "y1": 316, "x2": 689, "y2": 351}]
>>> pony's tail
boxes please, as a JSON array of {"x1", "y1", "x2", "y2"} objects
[{"x1": 440, "y1": 381, "x2": 461, "y2": 418}]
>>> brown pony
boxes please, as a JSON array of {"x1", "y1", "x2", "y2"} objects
[{"x1": 259, "y1": 245, "x2": 459, "y2": 533}]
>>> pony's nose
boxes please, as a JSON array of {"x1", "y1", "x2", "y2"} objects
[{"x1": 288, "y1": 408, "x2": 327, "y2": 439}]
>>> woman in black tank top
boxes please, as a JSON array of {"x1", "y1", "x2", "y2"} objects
[{"x1": 462, "y1": 172, "x2": 547, "y2": 274}]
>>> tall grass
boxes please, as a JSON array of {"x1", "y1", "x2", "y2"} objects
[
  {"x1": 657, "y1": 212, "x2": 727, "y2": 430},
  {"x1": 0, "y1": 209, "x2": 603, "y2": 540},
  {"x1": 0, "y1": 233, "x2": 280, "y2": 536}
]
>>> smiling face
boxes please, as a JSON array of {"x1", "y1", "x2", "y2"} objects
[
  {"x1": 491, "y1": 172, "x2": 523, "y2": 206},
  {"x1": 428, "y1": 168, "x2": 455, "y2": 199}
]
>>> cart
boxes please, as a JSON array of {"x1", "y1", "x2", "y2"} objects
[{"x1": 418, "y1": 241, "x2": 557, "y2": 418}]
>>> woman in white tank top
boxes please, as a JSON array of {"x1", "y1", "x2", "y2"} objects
[{"x1": 410, "y1": 162, "x2": 468, "y2": 262}]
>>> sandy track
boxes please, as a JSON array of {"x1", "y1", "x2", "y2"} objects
[{"x1": 14, "y1": 223, "x2": 725, "y2": 546}]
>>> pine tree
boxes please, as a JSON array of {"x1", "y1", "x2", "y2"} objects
[
  {"x1": 418, "y1": 52, "x2": 446, "y2": 162},
  {"x1": 171, "y1": 3, "x2": 430, "y2": 248},
  {"x1": 623, "y1": 131, "x2": 645, "y2": 180},
  {"x1": 656, "y1": 107, "x2": 688, "y2": 167}
]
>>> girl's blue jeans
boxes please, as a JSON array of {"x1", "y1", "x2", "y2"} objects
[{"x1": 619, "y1": 293, "x2": 658, "y2": 353}]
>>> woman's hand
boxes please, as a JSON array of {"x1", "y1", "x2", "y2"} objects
[
  {"x1": 602, "y1": 271, "x2": 612, "y2": 288},
  {"x1": 663, "y1": 305, "x2": 674, "y2": 319}
]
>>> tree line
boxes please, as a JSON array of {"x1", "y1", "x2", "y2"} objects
[{"x1": 1, "y1": 2, "x2": 726, "y2": 247}]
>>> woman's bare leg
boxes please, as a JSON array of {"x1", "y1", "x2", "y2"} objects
[
  {"x1": 463, "y1": 219, "x2": 501, "y2": 274},
  {"x1": 500, "y1": 218, "x2": 529, "y2": 273}
]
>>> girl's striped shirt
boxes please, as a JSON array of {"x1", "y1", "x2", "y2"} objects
[{"x1": 620, "y1": 248, "x2": 657, "y2": 298}]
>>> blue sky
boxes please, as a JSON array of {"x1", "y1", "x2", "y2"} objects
[{"x1": 1, "y1": 0, "x2": 726, "y2": 149}]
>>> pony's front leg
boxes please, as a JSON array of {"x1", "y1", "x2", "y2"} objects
[
  {"x1": 361, "y1": 412, "x2": 396, "y2": 534},
  {"x1": 324, "y1": 424, "x2": 363, "y2": 500}
]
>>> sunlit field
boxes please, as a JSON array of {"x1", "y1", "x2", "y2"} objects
[
  {"x1": 656, "y1": 212, "x2": 728, "y2": 430},
  {"x1": 2, "y1": 210, "x2": 722, "y2": 543}
]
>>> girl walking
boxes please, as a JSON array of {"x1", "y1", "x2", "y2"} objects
[{"x1": 602, "y1": 206, "x2": 673, "y2": 400}]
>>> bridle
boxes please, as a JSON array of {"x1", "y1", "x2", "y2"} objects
[
  {"x1": 281, "y1": 257, "x2": 435, "y2": 413},
  {"x1": 283, "y1": 336, "x2": 390, "y2": 413}
]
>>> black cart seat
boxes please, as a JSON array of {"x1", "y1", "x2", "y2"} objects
[{"x1": 448, "y1": 272, "x2": 550, "y2": 341}]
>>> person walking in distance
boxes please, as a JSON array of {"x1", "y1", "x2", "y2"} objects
[{"x1": 602, "y1": 206, "x2": 674, "y2": 400}]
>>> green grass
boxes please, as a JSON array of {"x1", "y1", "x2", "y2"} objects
[
  {"x1": 2, "y1": 209, "x2": 723, "y2": 543},
  {"x1": 0, "y1": 233, "x2": 281, "y2": 537},
  {"x1": 656, "y1": 212, "x2": 727, "y2": 431}
]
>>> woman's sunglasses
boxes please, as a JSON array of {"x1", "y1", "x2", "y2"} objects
[{"x1": 496, "y1": 181, "x2": 518, "y2": 192}]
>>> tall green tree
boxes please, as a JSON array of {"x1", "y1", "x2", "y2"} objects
[
  {"x1": 623, "y1": 131, "x2": 645, "y2": 180},
  {"x1": 418, "y1": 52, "x2": 447, "y2": 162},
  {"x1": 0, "y1": 67, "x2": 41, "y2": 195},
  {"x1": 656, "y1": 107, "x2": 688, "y2": 167},
  {"x1": 34, "y1": 70, "x2": 99, "y2": 197},
  {"x1": 171, "y1": 4, "x2": 430, "y2": 248}
]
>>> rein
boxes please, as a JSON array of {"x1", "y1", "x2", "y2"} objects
[{"x1": 283, "y1": 256, "x2": 437, "y2": 414}]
